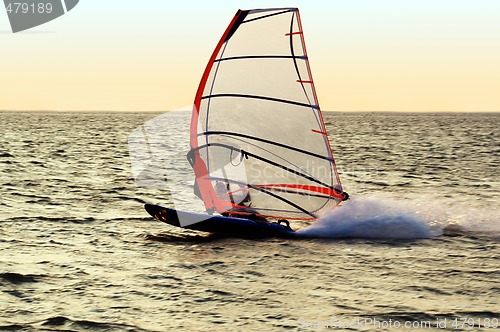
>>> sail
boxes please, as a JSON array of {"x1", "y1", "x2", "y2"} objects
[{"x1": 189, "y1": 8, "x2": 345, "y2": 220}]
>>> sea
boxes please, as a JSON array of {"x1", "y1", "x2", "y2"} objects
[{"x1": 0, "y1": 111, "x2": 498, "y2": 331}]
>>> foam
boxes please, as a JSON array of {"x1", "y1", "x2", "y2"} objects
[
  {"x1": 297, "y1": 196, "x2": 436, "y2": 239},
  {"x1": 298, "y1": 195, "x2": 499, "y2": 239}
]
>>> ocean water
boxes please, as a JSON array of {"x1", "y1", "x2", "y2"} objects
[{"x1": 0, "y1": 111, "x2": 498, "y2": 331}]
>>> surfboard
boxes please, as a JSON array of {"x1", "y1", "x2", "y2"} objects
[{"x1": 144, "y1": 204, "x2": 297, "y2": 238}]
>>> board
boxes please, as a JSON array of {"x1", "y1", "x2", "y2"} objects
[{"x1": 144, "y1": 204, "x2": 298, "y2": 238}]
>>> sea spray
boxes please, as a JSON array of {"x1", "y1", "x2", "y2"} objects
[
  {"x1": 396, "y1": 195, "x2": 500, "y2": 239},
  {"x1": 297, "y1": 196, "x2": 434, "y2": 239}
]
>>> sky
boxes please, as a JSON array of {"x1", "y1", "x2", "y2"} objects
[{"x1": 1, "y1": 0, "x2": 499, "y2": 112}]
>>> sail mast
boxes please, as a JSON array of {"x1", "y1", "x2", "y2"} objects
[{"x1": 190, "y1": 10, "x2": 249, "y2": 214}]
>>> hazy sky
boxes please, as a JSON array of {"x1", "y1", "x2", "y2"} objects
[{"x1": 1, "y1": 0, "x2": 499, "y2": 112}]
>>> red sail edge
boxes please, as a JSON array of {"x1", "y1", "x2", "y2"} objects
[{"x1": 190, "y1": 10, "x2": 247, "y2": 214}]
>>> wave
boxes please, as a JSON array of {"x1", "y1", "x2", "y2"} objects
[
  {"x1": 1, "y1": 216, "x2": 151, "y2": 224},
  {"x1": 0, "y1": 316, "x2": 152, "y2": 332},
  {"x1": 0, "y1": 272, "x2": 44, "y2": 284}
]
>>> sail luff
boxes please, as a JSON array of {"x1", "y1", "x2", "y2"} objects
[{"x1": 190, "y1": 9, "x2": 248, "y2": 214}]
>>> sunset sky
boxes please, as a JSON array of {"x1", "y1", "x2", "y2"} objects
[{"x1": 1, "y1": 0, "x2": 499, "y2": 112}]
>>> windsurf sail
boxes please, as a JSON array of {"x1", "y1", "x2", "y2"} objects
[{"x1": 189, "y1": 8, "x2": 347, "y2": 221}]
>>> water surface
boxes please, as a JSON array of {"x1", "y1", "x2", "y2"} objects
[{"x1": 0, "y1": 112, "x2": 498, "y2": 331}]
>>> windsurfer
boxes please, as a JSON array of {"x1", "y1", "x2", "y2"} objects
[
  {"x1": 214, "y1": 181, "x2": 273, "y2": 223},
  {"x1": 214, "y1": 181, "x2": 251, "y2": 205},
  {"x1": 214, "y1": 181, "x2": 230, "y2": 200}
]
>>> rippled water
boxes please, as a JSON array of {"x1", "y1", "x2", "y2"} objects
[{"x1": 1, "y1": 112, "x2": 498, "y2": 331}]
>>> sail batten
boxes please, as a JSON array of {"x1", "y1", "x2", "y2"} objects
[
  {"x1": 241, "y1": 9, "x2": 295, "y2": 24},
  {"x1": 190, "y1": 8, "x2": 345, "y2": 220},
  {"x1": 201, "y1": 94, "x2": 319, "y2": 109},
  {"x1": 198, "y1": 131, "x2": 335, "y2": 162},
  {"x1": 214, "y1": 55, "x2": 307, "y2": 62}
]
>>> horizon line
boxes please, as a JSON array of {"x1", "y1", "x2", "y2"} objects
[{"x1": 0, "y1": 109, "x2": 498, "y2": 114}]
